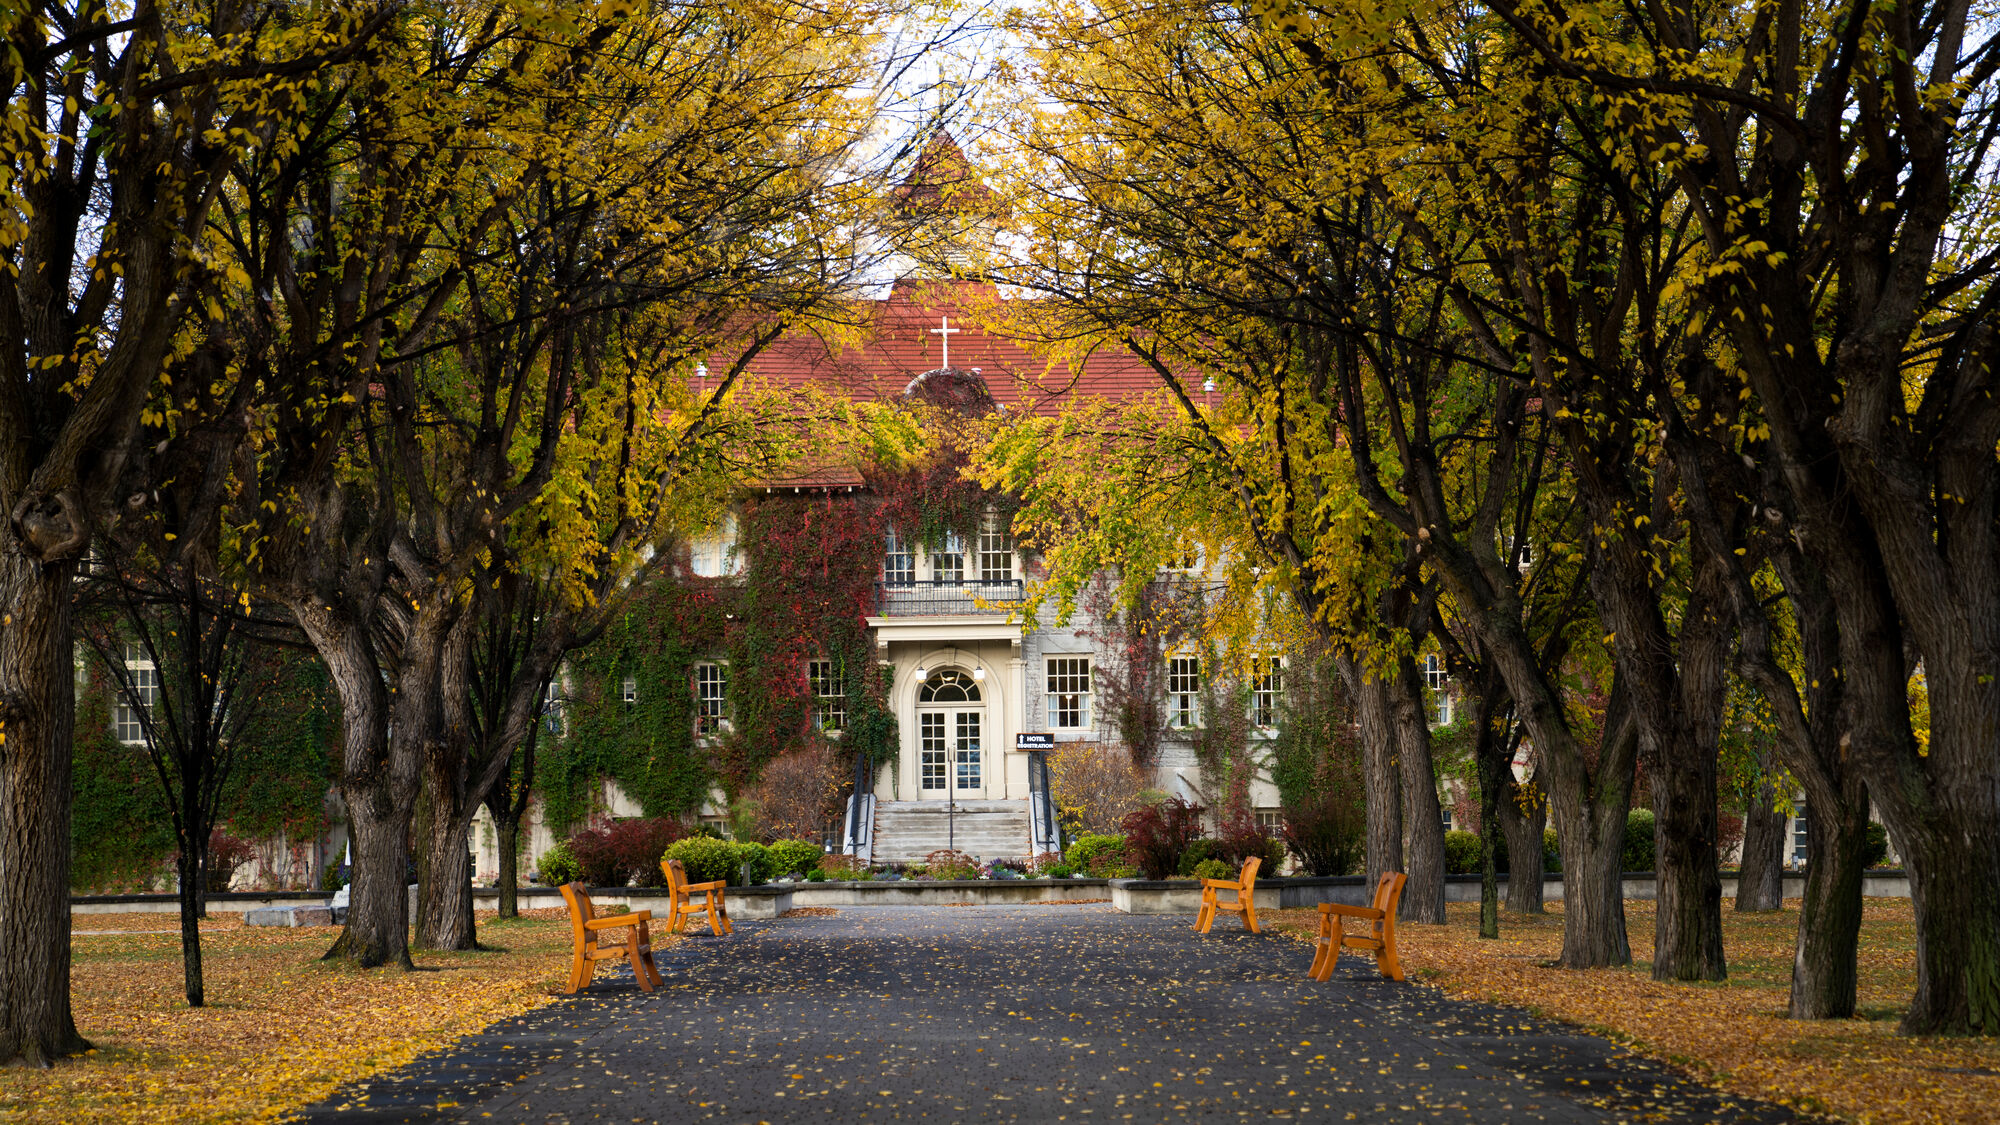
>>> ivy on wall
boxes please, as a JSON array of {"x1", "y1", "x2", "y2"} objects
[{"x1": 69, "y1": 652, "x2": 338, "y2": 892}]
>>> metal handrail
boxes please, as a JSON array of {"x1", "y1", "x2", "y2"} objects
[{"x1": 843, "y1": 752, "x2": 873, "y2": 856}]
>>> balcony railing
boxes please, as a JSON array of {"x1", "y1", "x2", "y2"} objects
[{"x1": 873, "y1": 579, "x2": 1024, "y2": 617}]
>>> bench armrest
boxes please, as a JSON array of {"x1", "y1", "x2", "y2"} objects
[
  {"x1": 585, "y1": 911, "x2": 652, "y2": 929},
  {"x1": 682, "y1": 879, "x2": 727, "y2": 893},
  {"x1": 1317, "y1": 903, "x2": 1385, "y2": 920},
  {"x1": 1200, "y1": 878, "x2": 1244, "y2": 890}
]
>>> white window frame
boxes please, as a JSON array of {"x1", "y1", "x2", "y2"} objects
[
  {"x1": 1045, "y1": 656, "x2": 1092, "y2": 730},
  {"x1": 978, "y1": 511, "x2": 1015, "y2": 583},
  {"x1": 113, "y1": 641, "x2": 158, "y2": 744},
  {"x1": 690, "y1": 513, "x2": 740, "y2": 578},
  {"x1": 808, "y1": 658, "x2": 845, "y2": 732},
  {"x1": 694, "y1": 662, "x2": 728, "y2": 735},
  {"x1": 883, "y1": 529, "x2": 916, "y2": 587},
  {"x1": 542, "y1": 677, "x2": 566, "y2": 736},
  {"x1": 621, "y1": 674, "x2": 638, "y2": 705},
  {"x1": 1167, "y1": 655, "x2": 1202, "y2": 729},
  {"x1": 1250, "y1": 656, "x2": 1284, "y2": 728},
  {"x1": 930, "y1": 532, "x2": 966, "y2": 583}
]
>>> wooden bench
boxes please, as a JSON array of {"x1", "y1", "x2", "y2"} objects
[
  {"x1": 558, "y1": 881, "x2": 663, "y2": 994},
  {"x1": 660, "y1": 857, "x2": 734, "y2": 935},
  {"x1": 1195, "y1": 855, "x2": 1262, "y2": 934},
  {"x1": 1308, "y1": 871, "x2": 1407, "y2": 982}
]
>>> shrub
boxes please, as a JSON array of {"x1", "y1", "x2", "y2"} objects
[
  {"x1": 1623, "y1": 809, "x2": 1656, "y2": 873},
  {"x1": 925, "y1": 849, "x2": 981, "y2": 880},
  {"x1": 1543, "y1": 828, "x2": 1562, "y2": 874},
  {"x1": 1443, "y1": 830, "x2": 1484, "y2": 875},
  {"x1": 1192, "y1": 858, "x2": 1232, "y2": 880},
  {"x1": 1176, "y1": 838, "x2": 1220, "y2": 877},
  {"x1": 822, "y1": 853, "x2": 864, "y2": 879},
  {"x1": 745, "y1": 742, "x2": 846, "y2": 841},
  {"x1": 537, "y1": 842, "x2": 581, "y2": 886},
  {"x1": 1065, "y1": 833, "x2": 1127, "y2": 871},
  {"x1": 768, "y1": 839, "x2": 825, "y2": 879},
  {"x1": 569, "y1": 817, "x2": 688, "y2": 887},
  {"x1": 805, "y1": 868, "x2": 827, "y2": 882},
  {"x1": 735, "y1": 841, "x2": 776, "y2": 885},
  {"x1": 1048, "y1": 864, "x2": 1076, "y2": 878},
  {"x1": 1215, "y1": 823, "x2": 1284, "y2": 876},
  {"x1": 1282, "y1": 792, "x2": 1366, "y2": 877},
  {"x1": 202, "y1": 830, "x2": 257, "y2": 893},
  {"x1": 1863, "y1": 822, "x2": 1891, "y2": 868},
  {"x1": 664, "y1": 836, "x2": 739, "y2": 884},
  {"x1": 1120, "y1": 797, "x2": 1205, "y2": 879},
  {"x1": 1029, "y1": 851, "x2": 1065, "y2": 876}
]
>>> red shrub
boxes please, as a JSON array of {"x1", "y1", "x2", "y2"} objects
[
  {"x1": 567, "y1": 817, "x2": 689, "y2": 887},
  {"x1": 1119, "y1": 797, "x2": 1205, "y2": 879}
]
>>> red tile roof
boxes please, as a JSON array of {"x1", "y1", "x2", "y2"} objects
[{"x1": 718, "y1": 279, "x2": 1165, "y2": 415}]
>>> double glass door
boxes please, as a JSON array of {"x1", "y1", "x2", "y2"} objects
[{"x1": 918, "y1": 708, "x2": 983, "y2": 798}]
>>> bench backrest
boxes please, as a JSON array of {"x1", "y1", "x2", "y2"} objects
[
  {"x1": 663, "y1": 857, "x2": 687, "y2": 897},
  {"x1": 559, "y1": 881, "x2": 596, "y2": 950},
  {"x1": 1238, "y1": 855, "x2": 1262, "y2": 894},
  {"x1": 1372, "y1": 872, "x2": 1407, "y2": 937}
]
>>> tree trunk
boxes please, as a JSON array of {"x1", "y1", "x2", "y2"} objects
[
  {"x1": 416, "y1": 795, "x2": 479, "y2": 951},
  {"x1": 1339, "y1": 652, "x2": 1402, "y2": 893},
  {"x1": 1543, "y1": 694, "x2": 1637, "y2": 968},
  {"x1": 495, "y1": 812, "x2": 521, "y2": 919},
  {"x1": 1895, "y1": 723, "x2": 2000, "y2": 1035},
  {"x1": 1736, "y1": 782, "x2": 1787, "y2": 912},
  {"x1": 175, "y1": 849, "x2": 207, "y2": 1008},
  {"x1": 1790, "y1": 780, "x2": 1868, "y2": 1019},
  {"x1": 1473, "y1": 704, "x2": 1508, "y2": 938},
  {"x1": 1499, "y1": 774, "x2": 1546, "y2": 914},
  {"x1": 324, "y1": 776, "x2": 416, "y2": 968},
  {"x1": 0, "y1": 554, "x2": 91, "y2": 1065},
  {"x1": 1392, "y1": 657, "x2": 1446, "y2": 924}
]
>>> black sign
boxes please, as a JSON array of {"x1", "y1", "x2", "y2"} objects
[{"x1": 1015, "y1": 732, "x2": 1056, "y2": 751}]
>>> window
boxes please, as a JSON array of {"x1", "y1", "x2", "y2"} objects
[
  {"x1": 695, "y1": 663, "x2": 727, "y2": 735},
  {"x1": 1167, "y1": 656, "x2": 1202, "y2": 729},
  {"x1": 1793, "y1": 801, "x2": 1809, "y2": 867},
  {"x1": 1504, "y1": 534, "x2": 1534, "y2": 572},
  {"x1": 542, "y1": 678, "x2": 565, "y2": 736},
  {"x1": 918, "y1": 668, "x2": 982, "y2": 703},
  {"x1": 1422, "y1": 652, "x2": 1448, "y2": 690},
  {"x1": 621, "y1": 675, "x2": 638, "y2": 705},
  {"x1": 112, "y1": 641, "x2": 157, "y2": 744},
  {"x1": 932, "y1": 532, "x2": 965, "y2": 583},
  {"x1": 883, "y1": 529, "x2": 915, "y2": 587},
  {"x1": 1255, "y1": 808, "x2": 1284, "y2": 834},
  {"x1": 1045, "y1": 657, "x2": 1092, "y2": 729},
  {"x1": 1440, "y1": 806, "x2": 1454, "y2": 833},
  {"x1": 1250, "y1": 656, "x2": 1284, "y2": 727},
  {"x1": 809, "y1": 659, "x2": 845, "y2": 732},
  {"x1": 978, "y1": 513, "x2": 1015, "y2": 582},
  {"x1": 690, "y1": 514, "x2": 739, "y2": 577},
  {"x1": 1422, "y1": 652, "x2": 1454, "y2": 727}
]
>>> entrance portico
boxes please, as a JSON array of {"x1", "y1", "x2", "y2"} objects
[{"x1": 871, "y1": 635, "x2": 1027, "y2": 801}]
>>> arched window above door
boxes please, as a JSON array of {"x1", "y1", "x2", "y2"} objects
[{"x1": 919, "y1": 669, "x2": 982, "y2": 703}]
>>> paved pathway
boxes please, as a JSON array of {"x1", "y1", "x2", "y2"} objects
[{"x1": 301, "y1": 905, "x2": 1795, "y2": 1123}]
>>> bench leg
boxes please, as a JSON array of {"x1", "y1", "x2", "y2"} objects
[
  {"x1": 667, "y1": 899, "x2": 689, "y2": 934},
  {"x1": 1377, "y1": 940, "x2": 1403, "y2": 982},
  {"x1": 626, "y1": 930, "x2": 656, "y2": 993},
  {"x1": 1241, "y1": 895, "x2": 1261, "y2": 934},
  {"x1": 1307, "y1": 917, "x2": 1334, "y2": 981},
  {"x1": 1195, "y1": 890, "x2": 1216, "y2": 934},
  {"x1": 714, "y1": 895, "x2": 733, "y2": 935},
  {"x1": 566, "y1": 949, "x2": 591, "y2": 994}
]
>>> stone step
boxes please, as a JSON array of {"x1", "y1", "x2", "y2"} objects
[{"x1": 870, "y1": 800, "x2": 1037, "y2": 864}]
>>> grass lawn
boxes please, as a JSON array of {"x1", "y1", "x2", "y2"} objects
[
  {"x1": 1, "y1": 908, "x2": 644, "y2": 1125},
  {"x1": 1268, "y1": 898, "x2": 2000, "y2": 1125}
]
